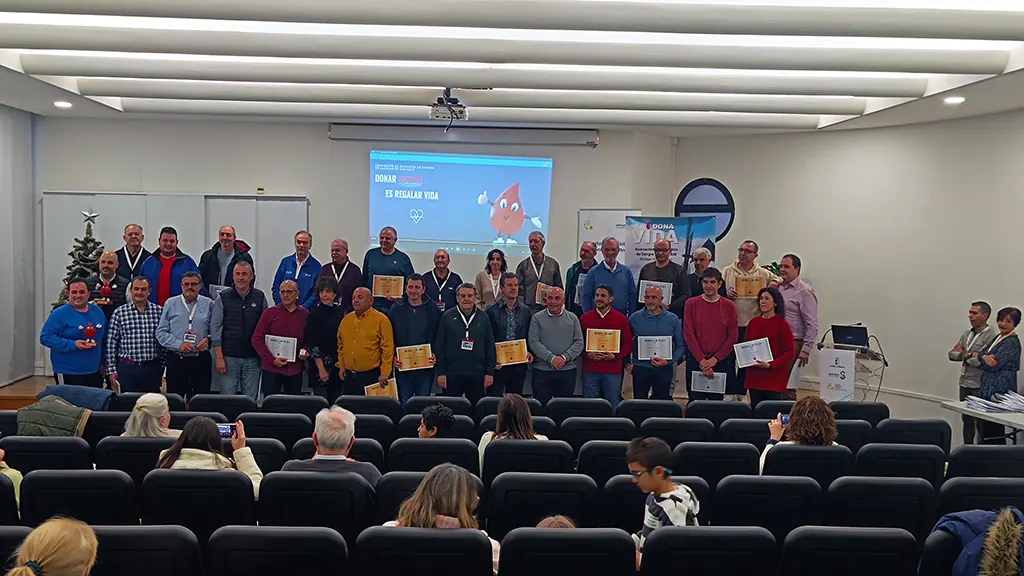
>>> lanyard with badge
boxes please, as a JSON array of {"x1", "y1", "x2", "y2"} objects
[
  {"x1": 123, "y1": 246, "x2": 144, "y2": 276},
  {"x1": 460, "y1": 309, "x2": 476, "y2": 351},
  {"x1": 434, "y1": 271, "x2": 450, "y2": 311},
  {"x1": 961, "y1": 329, "x2": 984, "y2": 375},
  {"x1": 182, "y1": 295, "x2": 200, "y2": 351},
  {"x1": 331, "y1": 261, "x2": 349, "y2": 284}
]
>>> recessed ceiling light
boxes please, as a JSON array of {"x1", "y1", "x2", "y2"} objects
[
  {"x1": 53, "y1": 101, "x2": 72, "y2": 108},
  {"x1": 943, "y1": 96, "x2": 966, "y2": 105}
]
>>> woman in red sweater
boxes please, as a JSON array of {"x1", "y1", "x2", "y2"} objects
[{"x1": 744, "y1": 287, "x2": 795, "y2": 408}]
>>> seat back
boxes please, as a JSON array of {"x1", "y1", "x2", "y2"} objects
[
  {"x1": 712, "y1": 475, "x2": 821, "y2": 544},
  {"x1": 20, "y1": 470, "x2": 137, "y2": 526},
  {"x1": 826, "y1": 476, "x2": 936, "y2": 543},
  {"x1": 639, "y1": 526, "x2": 777, "y2": 575},
  {"x1": 499, "y1": 527, "x2": 635, "y2": 576},
  {"x1": 600, "y1": 475, "x2": 710, "y2": 532},
  {"x1": 947, "y1": 445, "x2": 1024, "y2": 479},
  {"x1": 639, "y1": 417, "x2": 716, "y2": 447},
  {"x1": 0, "y1": 412, "x2": 16, "y2": 440},
  {"x1": 187, "y1": 394, "x2": 257, "y2": 422},
  {"x1": 558, "y1": 417, "x2": 636, "y2": 454},
  {"x1": 545, "y1": 398, "x2": 612, "y2": 425},
  {"x1": 398, "y1": 414, "x2": 477, "y2": 442},
  {"x1": 337, "y1": 396, "x2": 404, "y2": 425},
  {"x1": 355, "y1": 526, "x2": 494, "y2": 576},
  {"x1": 829, "y1": 401, "x2": 890, "y2": 427},
  {"x1": 577, "y1": 440, "x2": 629, "y2": 488},
  {"x1": 386, "y1": 438, "x2": 480, "y2": 476},
  {"x1": 261, "y1": 394, "x2": 329, "y2": 421},
  {"x1": 236, "y1": 412, "x2": 312, "y2": 452},
  {"x1": 918, "y1": 529, "x2": 962, "y2": 576},
  {"x1": 259, "y1": 471, "x2": 374, "y2": 545},
  {"x1": 0, "y1": 527, "x2": 31, "y2": 573},
  {"x1": 781, "y1": 526, "x2": 917, "y2": 576},
  {"x1": 0, "y1": 476, "x2": 20, "y2": 527},
  {"x1": 613, "y1": 399, "x2": 682, "y2": 427},
  {"x1": 718, "y1": 419, "x2": 771, "y2": 447},
  {"x1": 475, "y1": 396, "x2": 544, "y2": 423},
  {"x1": 95, "y1": 437, "x2": 176, "y2": 489},
  {"x1": 209, "y1": 526, "x2": 348, "y2": 575},
  {"x1": 141, "y1": 469, "x2": 256, "y2": 545},
  {"x1": 112, "y1": 393, "x2": 186, "y2": 412},
  {"x1": 875, "y1": 419, "x2": 952, "y2": 455},
  {"x1": 762, "y1": 444, "x2": 853, "y2": 490},
  {"x1": 290, "y1": 437, "x2": 385, "y2": 472},
  {"x1": 939, "y1": 477, "x2": 1024, "y2": 515},
  {"x1": 82, "y1": 412, "x2": 132, "y2": 448},
  {"x1": 487, "y1": 472, "x2": 598, "y2": 540},
  {"x1": 354, "y1": 413, "x2": 396, "y2": 449},
  {"x1": 91, "y1": 525, "x2": 201, "y2": 576},
  {"x1": 672, "y1": 442, "x2": 759, "y2": 491},
  {"x1": 168, "y1": 411, "x2": 227, "y2": 429},
  {"x1": 0, "y1": 436, "x2": 92, "y2": 473},
  {"x1": 752, "y1": 400, "x2": 796, "y2": 420},
  {"x1": 835, "y1": 419, "x2": 873, "y2": 457},
  {"x1": 405, "y1": 396, "x2": 473, "y2": 417},
  {"x1": 482, "y1": 440, "x2": 575, "y2": 487},
  {"x1": 855, "y1": 443, "x2": 946, "y2": 490},
  {"x1": 478, "y1": 415, "x2": 556, "y2": 439},
  {"x1": 374, "y1": 471, "x2": 485, "y2": 525},
  {"x1": 685, "y1": 401, "x2": 752, "y2": 429},
  {"x1": 225, "y1": 437, "x2": 287, "y2": 473}
]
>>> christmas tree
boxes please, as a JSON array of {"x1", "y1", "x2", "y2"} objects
[{"x1": 52, "y1": 211, "x2": 105, "y2": 310}]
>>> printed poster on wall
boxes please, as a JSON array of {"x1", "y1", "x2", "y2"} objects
[
  {"x1": 819, "y1": 348, "x2": 856, "y2": 402},
  {"x1": 622, "y1": 216, "x2": 717, "y2": 279},
  {"x1": 578, "y1": 209, "x2": 642, "y2": 250}
]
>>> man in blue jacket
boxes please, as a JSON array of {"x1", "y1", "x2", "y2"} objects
[
  {"x1": 139, "y1": 226, "x2": 201, "y2": 305},
  {"x1": 273, "y1": 230, "x2": 322, "y2": 309},
  {"x1": 627, "y1": 285, "x2": 685, "y2": 400},
  {"x1": 388, "y1": 274, "x2": 441, "y2": 406},
  {"x1": 582, "y1": 236, "x2": 637, "y2": 316}
]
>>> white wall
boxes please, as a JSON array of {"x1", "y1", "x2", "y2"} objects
[
  {"x1": 676, "y1": 108, "x2": 1024, "y2": 434},
  {"x1": 0, "y1": 105, "x2": 35, "y2": 385}
]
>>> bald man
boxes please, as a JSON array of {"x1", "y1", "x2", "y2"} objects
[
  {"x1": 337, "y1": 287, "x2": 395, "y2": 395},
  {"x1": 423, "y1": 249, "x2": 464, "y2": 313},
  {"x1": 528, "y1": 286, "x2": 584, "y2": 404},
  {"x1": 86, "y1": 251, "x2": 130, "y2": 322},
  {"x1": 199, "y1": 224, "x2": 254, "y2": 291},
  {"x1": 252, "y1": 279, "x2": 310, "y2": 395}
]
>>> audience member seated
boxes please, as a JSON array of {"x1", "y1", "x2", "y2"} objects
[
  {"x1": 418, "y1": 404, "x2": 456, "y2": 439},
  {"x1": 156, "y1": 416, "x2": 263, "y2": 499},
  {"x1": 122, "y1": 393, "x2": 181, "y2": 438},
  {"x1": 384, "y1": 463, "x2": 500, "y2": 574},
  {"x1": 627, "y1": 437, "x2": 701, "y2": 570},
  {"x1": 6, "y1": 517, "x2": 97, "y2": 576},
  {"x1": 537, "y1": 515, "x2": 577, "y2": 528},
  {"x1": 477, "y1": 394, "x2": 548, "y2": 472},
  {"x1": 0, "y1": 449, "x2": 22, "y2": 509},
  {"x1": 282, "y1": 406, "x2": 382, "y2": 486},
  {"x1": 759, "y1": 396, "x2": 837, "y2": 472}
]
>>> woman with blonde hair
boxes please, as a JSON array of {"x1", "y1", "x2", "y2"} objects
[
  {"x1": 477, "y1": 394, "x2": 547, "y2": 471},
  {"x1": 6, "y1": 517, "x2": 97, "y2": 576},
  {"x1": 122, "y1": 393, "x2": 180, "y2": 438},
  {"x1": 157, "y1": 416, "x2": 263, "y2": 499},
  {"x1": 385, "y1": 463, "x2": 499, "y2": 573},
  {"x1": 759, "y1": 396, "x2": 838, "y2": 472},
  {"x1": 537, "y1": 515, "x2": 576, "y2": 528}
]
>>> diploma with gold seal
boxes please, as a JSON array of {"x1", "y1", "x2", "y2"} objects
[
  {"x1": 365, "y1": 377, "x2": 399, "y2": 399},
  {"x1": 585, "y1": 329, "x2": 621, "y2": 354},
  {"x1": 372, "y1": 275, "x2": 404, "y2": 298},
  {"x1": 495, "y1": 339, "x2": 529, "y2": 366},
  {"x1": 396, "y1": 344, "x2": 432, "y2": 371},
  {"x1": 735, "y1": 276, "x2": 765, "y2": 298}
]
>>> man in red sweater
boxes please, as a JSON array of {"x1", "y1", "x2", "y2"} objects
[
  {"x1": 579, "y1": 284, "x2": 633, "y2": 408},
  {"x1": 683, "y1": 268, "x2": 738, "y2": 401}
]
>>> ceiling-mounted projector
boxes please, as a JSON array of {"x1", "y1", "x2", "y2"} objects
[{"x1": 430, "y1": 87, "x2": 468, "y2": 121}]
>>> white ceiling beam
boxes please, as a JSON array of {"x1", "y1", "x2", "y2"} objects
[
  {"x1": 20, "y1": 53, "x2": 931, "y2": 97},
  {"x1": 2, "y1": 1, "x2": 1024, "y2": 40},
  {"x1": 118, "y1": 98, "x2": 822, "y2": 129},
  {"x1": 0, "y1": 24, "x2": 1008, "y2": 74},
  {"x1": 75, "y1": 78, "x2": 868, "y2": 115}
]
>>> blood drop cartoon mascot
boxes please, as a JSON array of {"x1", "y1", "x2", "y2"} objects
[{"x1": 477, "y1": 183, "x2": 543, "y2": 244}]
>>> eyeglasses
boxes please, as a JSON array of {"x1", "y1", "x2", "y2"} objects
[
  {"x1": 629, "y1": 466, "x2": 672, "y2": 478},
  {"x1": 738, "y1": 248, "x2": 756, "y2": 254},
  {"x1": 280, "y1": 290, "x2": 299, "y2": 295},
  {"x1": 181, "y1": 282, "x2": 201, "y2": 287}
]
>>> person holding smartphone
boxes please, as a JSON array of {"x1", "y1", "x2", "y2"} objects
[
  {"x1": 157, "y1": 416, "x2": 263, "y2": 499},
  {"x1": 759, "y1": 396, "x2": 837, "y2": 473}
]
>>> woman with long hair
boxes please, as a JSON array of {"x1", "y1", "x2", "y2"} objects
[
  {"x1": 385, "y1": 463, "x2": 500, "y2": 574},
  {"x1": 6, "y1": 517, "x2": 97, "y2": 576},
  {"x1": 759, "y1": 396, "x2": 837, "y2": 472},
  {"x1": 122, "y1": 393, "x2": 180, "y2": 438},
  {"x1": 477, "y1": 394, "x2": 547, "y2": 471},
  {"x1": 743, "y1": 287, "x2": 795, "y2": 408},
  {"x1": 474, "y1": 249, "x2": 507, "y2": 309},
  {"x1": 156, "y1": 416, "x2": 263, "y2": 498}
]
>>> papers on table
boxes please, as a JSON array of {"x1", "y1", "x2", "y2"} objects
[
  {"x1": 365, "y1": 378, "x2": 399, "y2": 399},
  {"x1": 396, "y1": 344, "x2": 432, "y2": 371},
  {"x1": 586, "y1": 329, "x2": 621, "y2": 354},
  {"x1": 691, "y1": 371, "x2": 727, "y2": 394},
  {"x1": 965, "y1": 391, "x2": 1024, "y2": 413},
  {"x1": 638, "y1": 280, "x2": 673, "y2": 303},
  {"x1": 372, "y1": 275, "x2": 404, "y2": 298},
  {"x1": 735, "y1": 277, "x2": 766, "y2": 298},
  {"x1": 495, "y1": 339, "x2": 530, "y2": 366},
  {"x1": 637, "y1": 336, "x2": 673, "y2": 361},
  {"x1": 265, "y1": 335, "x2": 297, "y2": 362},
  {"x1": 734, "y1": 337, "x2": 774, "y2": 369}
]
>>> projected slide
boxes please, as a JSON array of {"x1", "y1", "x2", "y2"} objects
[{"x1": 370, "y1": 150, "x2": 553, "y2": 256}]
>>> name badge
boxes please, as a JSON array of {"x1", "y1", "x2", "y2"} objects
[
  {"x1": 436, "y1": 300, "x2": 446, "y2": 312},
  {"x1": 461, "y1": 339, "x2": 474, "y2": 351},
  {"x1": 183, "y1": 332, "x2": 198, "y2": 345}
]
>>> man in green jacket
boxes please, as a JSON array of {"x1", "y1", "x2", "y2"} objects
[{"x1": 434, "y1": 283, "x2": 495, "y2": 405}]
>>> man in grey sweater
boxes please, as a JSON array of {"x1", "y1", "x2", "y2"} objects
[
  {"x1": 948, "y1": 301, "x2": 997, "y2": 445},
  {"x1": 528, "y1": 287, "x2": 584, "y2": 404},
  {"x1": 282, "y1": 406, "x2": 381, "y2": 486}
]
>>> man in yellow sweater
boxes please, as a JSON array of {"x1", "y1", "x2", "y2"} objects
[
  {"x1": 722, "y1": 240, "x2": 781, "y2": 401},
  {"x1": 336, "y1": 287, "x2": 395, "y2": 396}
]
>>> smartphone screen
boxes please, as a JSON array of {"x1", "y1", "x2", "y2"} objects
[
  {"x1": 217, "y1": 424, "x2": 236, "y2": 438},
  {"x1": 781, "y1": 414, "x2": 791, "y2": 426}
]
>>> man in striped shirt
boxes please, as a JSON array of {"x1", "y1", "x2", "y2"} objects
[{"x1": 105, "y1": 277, "x2": 164, "y2": 394}]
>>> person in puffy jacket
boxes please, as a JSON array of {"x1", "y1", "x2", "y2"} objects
[{"x1": 156, "y1": 416, "x2": 262, "y2": 499}]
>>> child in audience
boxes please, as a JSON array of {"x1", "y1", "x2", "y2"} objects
[
  {"x1": 626, "y1": 437, "x2": 700, "y2": 569},
  {"x1": 537, "y1": 515, "x2": 576, "y2": 528},
  {"x1": 417, "y1": 403, "x2": 456, "y2": 438},
  {"x1": 7, "y1": 517, "x2": 97, "y2": 576}
]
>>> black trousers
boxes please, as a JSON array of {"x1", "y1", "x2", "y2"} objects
[
  {"x1": 116, "y1": 359, "x2": 163, "y2": 393},
  {"x1": 444, "y1": 374, "x2": 486, "y2": 406},
  {"x1": 343, "y1": 367, "x2": 382, "y2": 396},
  {"x1": 980, "y1": 419, "x2": 1008, "y2": 445},
  {"x1": 959, "y1": 386, "x2": 983, "y2": 445},
  {"x1": 489, "y1": 364, "x2": 528, "y2": 397},
  {"x1": 749, "y1": 389, "x2": 783, "y2": 409},
  {"x1": 732, "y1": 326, "x2": 749, "y2": 395},
  {"x1": 312, "y1": 365, "x2": 344, "y2": 404},
  {"x1": 262, "y1": 371, "x2": 304, "y2": 396},
  {"x1": 54, "y1": 371, "x2": 103, "y2": 387},
  {"x1": 165, "y1": 352, "x2": 212, "y2": 399},
  {"x1": 684, "y1": 353, "x2": 736, "y2": 401},
  {"x1": 632, "y1": 365, "x2": 673, "y2": 400}
]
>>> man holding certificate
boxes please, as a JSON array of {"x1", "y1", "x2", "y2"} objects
[
  {"x1": 742, "y1": 287, "x2": 795, "y2": 408},
  {"x1": 362, "y1": 227, "x2": 414, "y2": 314},
  {"x1": 637, "y1": 239, "x2": 691, "y2": 320},
  {"x1": 627, "y1": 285, "x2": 684, "y2": 400},
  {"x1": 337, "y1": 287, "x2": 394, "y2": 395},
  {"x1": 253, "y1": 280, "x2": 310, "y2": 396},
  {"x1": 434, "y1": 283, "x2": 495, "y2": 404},
  {"x1": 580, "y1": 284, "x2": 632, "y2": 408},
  {"x1": 485, "y1": 272, "x2": 533, "y2": 396},
  {"x1": 528, "y1": 287, "x2": 585, "y2": 404},
  {"x1": 515, "y1": 231, "x2": 563, "y2": 314},
  {"x1": 388, "y1": 274, "x2": 441, "y2": 406},
  {"x1": 581, "y1": 237, "x2": 636, "y2": 317},
  {"x1": 683, "y1": 268, "x2": 739, "y2": 401},
  {"x1": 722, "y1": 240, "x2": 781, "y2": 400}
]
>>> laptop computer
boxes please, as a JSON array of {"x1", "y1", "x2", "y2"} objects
[{"x1": 832, "y1": 325, "x2": 869, "y2": 348}]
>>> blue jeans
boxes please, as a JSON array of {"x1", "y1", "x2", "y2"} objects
[
  {"x1": 219, "y1": 356, "x2": 262, "y2": 399},
  {"x1": 583, "y1": 372, "x2": 623, "y2": 409},
  {"x1": 632, "y1": 365, "x2": 673, "y2": 400},
  {"x1": 397, "y1": 369, "x2": 435, "y2": 407},
  {"x1": 532, "y1": 369, "x2": 576, "y2": 405}
]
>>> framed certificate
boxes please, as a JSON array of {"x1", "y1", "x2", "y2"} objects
[
  {"x1": 536, "y1": 282, "x2": 552, "y2": 305},
  {"x1": 365, "y1": 377, "x2": 399, "y2": 399},
  {"x1": 495, "y1": 339, "x2": 529, "y2": 366},
  {"x1": 265, "y1": 335, "x2": 297, "y2": 362},
  {"x1": 734, "y1": 337, "x2": 775, "y2": 368},
  {"x1": 372, "y1": 275, "x2": 404, "y2": 298},
  {"x1": 637, "y1": 336, "x2": 673, "y2": 361},
  {"x1": 586, "y1": 329, "x2": 621, "y2": 353},
  {"x1": 638, "y1": 280, "x2": 673, "y2": 303},
  {"x1": 735, "y1": 276, "x2": 765, "y2": 298},
  {"x1": 691, "y1": 371, "x2": 727, "y2": 394},
  {"x1": 396, "y1": 344, "x2": 432, "y2": 371}
]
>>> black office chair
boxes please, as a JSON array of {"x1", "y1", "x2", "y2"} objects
[
  {"x1": 337, "y1": 396, "x2": 404, "y2": 425},
  {"x1": 112, "y1": 392, "x2": 185, "y2": 412},
  {"x1": 829, "y1": 401, "x2": 890, "y2": 427},
  {"x1": 187, "y1": 394, "x2": 258, "y2": 422},
  {"x1": 718, "y1": 419, "x2": 771, "y2": 448},
  {"x1": 835, "y1": 419, "x2": 873, "y2": 458},
  {"x1": 82, "y1": 412, "x2": 132, "y2": 448},
  {"x1": 91, "y1": 525, "x2": 201, "y2": 576},
  {"x1": 20, "y1": 470, "x2": 137, "y2": 526},
  {"x1": 613, "y1": 399, "x2": 683, "y2": 427},
  {"x1": 875, "y1": 419, "x2": 952, "y2": 455},
  {"x1": 0, "y1": 526, "x2": 31, "y2": 573},
  {"x1": 141, "y1": 469, "x2": 257, "y2": 546},
  {"x1": 939, "y1": 477, "x2": 1024, "y2": 515},
  {"x1": 481, "y1": 439, "x2": 575, "y2": 487},
  {"x1": 672, "y1": 442, "x2": 759, "y2": 492},
  {"x1": 397, "y1": 414, "x2": 477, "y2": 442},
  {"x1": 374, "y1": 471, "x2": 485, "y2": 525},
  {"x1": 712, "y1": 475, "x2": 822, "y2": 544},
  {"x1": 762, "y1": 443, "x2": 853, "y2": 490},
  {"x1": 947, "y1": 445, "x2": 1024, "y2": 479},
  {"x1": 0, "y1": 476, "x2": 19, "y2": 526},
  {"x1": 638, "y1": 526, "x2": 777, "y2": 576},
  {"x1": 577, "y1": 440, "x2": 629, "y2": 487},
  {"x1": 261, "y1": 394, "x2": 329, "y2": 421},
  {"x1": 289, "y1": 437, "x2": 385, "y2": 473},
  {"x1": 685, "y1": 401, "x2": 752, "y2": 429},
  {"x1": 752, "y1": 400, "x2": 795, "y2": 419},
  {"x1": 486, "y1": 472, "x2": 598, "y2": 540},
  {"x1": 259, "y1": 471, "x2": 374, "y2": 546},
  {"x1": 355, "y1": 526, "x2": 494, "y2": 576},
  {"x1": 545, "y1": 398, "x2": 612, "y2": 425},
  {"x1": 235, "y1": 412, "x2": 312, "y2": 452},
  {"x1": 781, "y1": 526, "x2": 918, "y2": 576},
  {"x1": 0, "y1": 412, "x2": 16, "y2": 440},
  {"x1": 855, "y1": 443, "x2": 946, "y2": 490},
  {"x1": 639, "y1": 417, "x2": 716, "y2": 447},
  {"x1": 499, "y1": 527, "x2": 635, "y2": 576},
  {"x1": 0, "y1": 436, "x2": 92, "y2": 473},
  {"x1": 209, "y1": 526, "x2": 348, "y2": 575},
  {"x1": 405, "y1": 396, "x2": 473, "y2": 418},
  {"x1": 387, "y1": 437, "x2": 479, "y2": 475},
  {"x1": 168, "y1": 411, "x2": 227, "y2": 429},
  {"x1": 224, "y1": 437, "x2": 287, "y2": 473},
  {"x1": 601, "y1": 475, "x2": 711, "y2": 532},
  {"x1": 478, "y1": 415, "x2": 557, "y2": 439},
  {"x1": 475, "y1": 396, "x2": 544, "y2": 423},
  {"x1": 918, "y1": 529, "x2": 962, "y2": 576},
  {"x1": 558, "y1": 417, "x2": 636, "y2": 454},
  {"x1": 826, "y1": 476, "x2": 937, "y2": 543},
  {"x1": 95, "y1": 437, "x2": 175, "y2": 490}
]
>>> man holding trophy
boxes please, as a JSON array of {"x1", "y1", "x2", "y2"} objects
[{"x1": 40, "y1": 278, "x2": 108, "y2": 387}]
